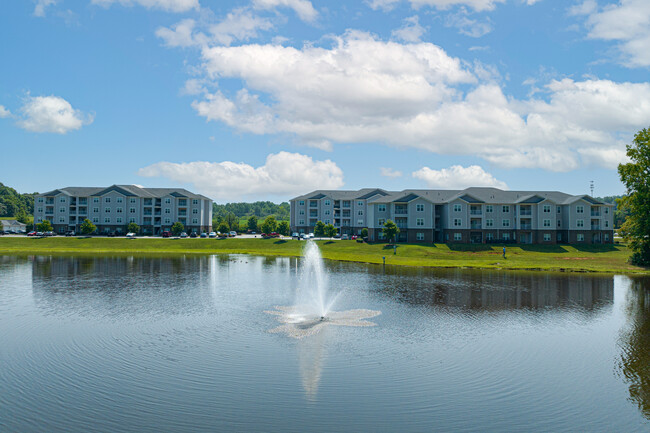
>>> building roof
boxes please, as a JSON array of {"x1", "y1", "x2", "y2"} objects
[
  {"x1": 38, "y1": 185, "x2": 211, "y2": 201},
  {"x1": 1, "y1": 220, "x2": 27, "y2": 228}
]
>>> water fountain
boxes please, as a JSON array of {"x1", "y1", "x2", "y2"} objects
[{"x1": 267, "y1": 240, "x2": 381, "y2": 339}]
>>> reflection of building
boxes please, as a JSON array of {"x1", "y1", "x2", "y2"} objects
[
  {"x1": 290, "y1": 187, "x2": 614, "y2": 244},
  {"x1": 34, "y1": 184, "x2": 212, "y2": 235}
]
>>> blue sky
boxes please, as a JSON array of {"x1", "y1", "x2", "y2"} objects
[{"x1": 1, "y1": 0, "x2": 648, "y2": 202}]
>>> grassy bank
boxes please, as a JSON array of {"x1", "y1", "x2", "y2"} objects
[{"x1": 1, "y1": 236, "x2": 647, "y2": 274}]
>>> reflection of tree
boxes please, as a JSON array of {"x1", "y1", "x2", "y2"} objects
[{"x1": 619, "y1": 277, "x2": 650, "y2": 419}]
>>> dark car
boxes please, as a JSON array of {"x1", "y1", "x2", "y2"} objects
[
  {"x1": 162, "y1": 231, "x2": 172, "y2": 238},
  {"x1": 65, "y1": 231, "x2": 75, "y2": 237},
  {"x1": 190, "y1": 232, "x2": 198, "y2": 238}
]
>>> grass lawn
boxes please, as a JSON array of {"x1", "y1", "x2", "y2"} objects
[{"x1": 0, "y1": 236, "x2": 647, "y2": 274}]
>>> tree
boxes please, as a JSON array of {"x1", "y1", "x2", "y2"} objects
[
  {"x1": 618, "y1": 127, "x2": 650, "y2": 266},
  {"x1": 217, "y1": 222, "x2": 229, "y2": 235},
  {"x1": 224, "y1": 212, "x2": 238, "y2": 230},
  {"x1": 361, "y1": 228, "x2": 368, "y2": 238},
  {"x1": 261, "y1": 215, "x2": 277, "y2": 234},
  {"x1": 171, "y1": 221, "x2": 184, "y2": 236},
  {"x1": 247, "y1": 215, "x2": 258, "y2": 233},
  {"x1": 80, "y1": 218, "x2": 96, "y2": 235},
  {"x1": 382, "y1": 220, "x2": 399, "y2": 243},
  {"x1": 277, "y1": 221, "x2": 290, "y2": 236},
  {"x1": 36, "y1": 220, "x2": 52, "y2": 232},
  {"x1": 324, "y1": 223, "x2": 337, "y2": 238},
  {"x1": 127, "y1": 222, "x2": 140, "y2": 234},
  {"x1": 314, "y1": 221, "x2": 326, "y2": 237}
]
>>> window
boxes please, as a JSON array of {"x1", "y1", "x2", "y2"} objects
[
  {"x1": 343, "y1": 201, "x2": 351, "y2": 208},
  {"x1": 357, "y1": 219, "x2": 363, "y2": 225},
  {"x1": 358, "y1": 210, "x2": 363, "y2": 216},
  {"x1": 605, "y1": 234, "x2": 609, "y2": 241},
  {"x1": 59, "y1": 217, "x2": 65, "y2": 223},
  {"x1": 192, "y1": 218, "x2": 198, "y2": 224},
  {"x1": 130, "y1": 208, "x2": 136, "y2": 214},
  {"x1": 164, "y1": 218, "x2": 171, "y2": 224},
  {"x1": 60, "y1": 197, "x2": 66, "y2": 203},
  {"x1": 454, "y1": 218, "x2": 462, "y2": 226},
  {"x1": 502, "y1": 205, "x2": 510, "y2": 213},
  {"x1": 576, "y1": 205, "x2": 584, "y2": 213},
  {"x1": 557, "y1": 207, "x2": 561, "y2": 213},
  {"x1": 38, "y1": 197, "x2": 44, "y2": 203},
  {"x1": 486, "y1": 233, "x2": 493, "y2": 241},
  {"x1": 486, "y1": 219, "x2": 494, "y2": 227},
  {"x1": 416, "y1": 218, "x2": 424, "y2": 226},
  {"x1": 104, "y1": 217, "x2": 111, "y2": 223},
  {"x1": 93, "y1": 208, "x2": 99, "y2": 213},
  {"x1": 378, "y1": 232, "x2": 386, "y2": 240},
  {"x1": 543, "y1": 205, "x2": 551, "y2": 213},
  {"x1": 453, "y1": 204, "x2": 462, "y2": 212},
  {"x1": 544, "y1": 233, "x2": 551, "y2": 241},
  {"x1": 378, "y1": 218, "x2": 385, "y2": 226},
  {"x1": 299, "y1": 200, "x2": 305, "y2": 206},
  {"x1": 454, "y1": 233, "x2": 462, "y2": 241},
  {"x1": 605, "y1": 208, "x2": 609, "y2": 214},
  {"x1": 105, "y1": 208, "x2": 111, "y2": 213},
  {"x1": 577, "y1": 234, "x2": 584, "y2": 242},
  {"x1": 416, "y1": 232, "x2": 424, "y2": 241},
  {"x1": 605, "y1": 220, "x2": 609, "y2": 228},
  {"x1": 486, "y1": 205, "x2": 493, "y2": 213},
  {"x1": 93, "y1": 217, "x2": 99, "y2": 223},
  {"x1": 299, "y1": 210, "x2": 305, "y2": 215},
  {"x1": 378, "y1": 204, "x2": 386, "y2": 212},
  {"x1": 325, "y1": 210, "x2": 330, "y2": 215},
  {"x1": 503, "y1": 233, "x2": 510, "y2": 240},
  {"x1": 324, "y1": 200, "x2": 330, "y2": 206},
  {"x1": 416, "y1": 204, "x2": 424, "y2": 212},
  {"x1": 59, "y1": 207, "x2": 65, "y2": 213},
  {"x1": 105, "y1": 197, "x2": 110, "y2": 203},
  {"x1": 93, "y1": 198, "x2": 99, "y2": 203},
  {"x1": 193, "y1": 199, "x2": 198, "y2": 205},
  {"x1": 192, "y1": 209, "x2": 198, "y2": 214},
  {"x1": 502, "y1": 219, "x2": 510, "y2": 227},
  {"x1": 577, "y1": 219, "x2": 584, "y2": 227},
  {"x1": 165, "y1": 198, "x2": 171, "y2": 204},
  {"x1": 325, "y1": 219, "x2": 330, "y2": 224},
  {"x1": 129, "y1": 218, "x2": 135, "y2": 223},
  {"x1": 116, "y1": 217, "x2": 122, "y2": 223},
  {"x1": 357, "y1": 201, "x2": 363, "y2": 206},
  {"x1": 117, "y1": 207, "x2": 123, "y2": 213},
  {"x1": 37, "y1": 207, "x2": 42, "y2": 213},
  {"x1": 558, "y1": 220, "x2": 561, "y2": 227},
  {"x1": 299, "y1": 219, "x2": 305, "y2": 225},
  {"x1": 130, "y1": 198, "x2": 136, "y2": 203},
  {"x1": 178, "y1": 199, "x2": 187, "y2": 206},
  {"x1": 543, "y1": 219, "x2": 551, "y2": 227},
  {"x1": 165, "y1": 209, "x2": 170, "y2": 214},
  {"x1": 117, "y1": 197, "x2": 123, "y2": 203}
]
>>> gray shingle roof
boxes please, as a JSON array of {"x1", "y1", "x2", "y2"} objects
[{"x1": 38, "y1": 185, "x2": 211, "y2": 201}]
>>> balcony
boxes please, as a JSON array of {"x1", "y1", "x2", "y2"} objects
[
  {"x1": 470, "y1": 210, "x2": 482, "y2": 216},
  {"x1": 46, "y1": 198, "x2": 54, "y2": 204},
  {"x1": 520, "y1": 224, "x2": 532, "y2": 230},
  {"x1": 309, "y1": 202, "x2": 318, "y2": 208},
  {"x1": 591, "y1": 225, "x2": 601, "y2": 230},
  {"x1": 342, "y1": 210, "x2": 350, "y2": 217},
  {"x1": 144, "y1": 199, "x2": 153, "y2": 206},
  {"x1": 591, "y1": 211, "x2": 601, "y2": 217},
  {"x1": 178, "y1": 211, "x2": 187, "y2": 217},
  {"x1": 394, "y1": 209, "x2": 408, "y2": 215},
  {"x1": 143, "y1": 211, "x2": 152, "y2": 216},
  {"x1": 519, "y1": 210, "x2": 532, "y2": 216},
  {"x1": 79, "y1": 198, "x2": 87, "y2": 205},
  {"x1": 470, "y1": 223, "x2": 482, "y2": 229}
]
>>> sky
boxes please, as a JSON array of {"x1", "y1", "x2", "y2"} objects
[{"x1": 1, "y1": 0, "x2": 648, "y2": 203}]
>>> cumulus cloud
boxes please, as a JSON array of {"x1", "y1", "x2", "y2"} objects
[
  {"x1": 138, "y1": 152, "x2": 344, "y2": 200},
  {"x1": 252, "y1": 0, "x2": 318, "y2": 22},
  {"x1": 184, "y1": 30, "x2": 646, "y2": 171},
  {"x1": 380, "y1": 167, "x2": 403, "y2": 178},
  {"x1": 576, "y1": 0, "x2": 650, "y2": 67},
  {"x1": 0, "y1": 105, "x2": 11, "y2": 118},
  {"x1": 34, "y1": 0, "x2": 56, "y2": 17},
  {"x1": 17, "y1": 95, "x2": 93, "y2": 134},
  {"x1": 368, "y1": 0, "x2": 507, "y2": 13},
  {"x1": 445, "y1": 7, "x2": 493, "y2": 37},
  {"x1": 91, "y1": 0, "x2": 199, "y2": 13},
  {"x1": 392, "y1": 16, "x2": 426, "y2": 42},
  {"x1": 412, "y1": 165, "x2": 507, "y2": 189}
]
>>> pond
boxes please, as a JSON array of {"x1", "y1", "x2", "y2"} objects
[{"x1": 0, "y1": 253, "x2": 649, "y2": 432}]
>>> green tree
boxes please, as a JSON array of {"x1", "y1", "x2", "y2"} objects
[
  {"x1": 361, "y1": 228, "x2": 368, "y2": 238},
  {"x1": 36, "y1": 220, "x2": 52, "y2": 232},
  {"x1": 247, "y1": 215, "x2": 258, "y2": 233},
  {"x1": 314, "y1": 221, "x2": 326, "y2": 237},
  {"x1": 382, "y1": 220, "x2": 399, "y2": 243},
  {"x1": 217, "y1": 222, "x2": 229, "y2": 234},
  {"x1": 261, "y1": 215, "x2": 278, "y2": 234},
  {"x1": 171, "y1": 221, "x2": 184, "y2": 236},
  {"x1": 224, "y1": 212, "x2": 238, "y2": 230},
  {"x1": 15, "y1": 209, "x2": 30, "y2": 224},
  {"x1": 324, "y1": 223, "x2": 337, "y2": 238},
  {"x1": 618, "y1": 127, "x2": 650, "y2": 266},
  {"x1": 127, "y1": 222, "x2": 140, "y2": 234},
  {"x1": 80, "y1": 218, "x2": 96, "y2": 235},
  {"x1": 277, "y1": 220, "x2": 290, "y2": 236}
]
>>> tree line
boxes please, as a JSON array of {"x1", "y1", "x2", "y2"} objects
[{"x1": 0, "y1": 182, "x2": 36, "y2": 222}]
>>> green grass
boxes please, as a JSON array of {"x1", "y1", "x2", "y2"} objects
[{"x1": 1, "y1": 237, "x2": 647, "y2": 274}]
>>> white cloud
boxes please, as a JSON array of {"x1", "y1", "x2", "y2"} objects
[
  {"x1": 0, "y1": 105, "x2": 11, "y2": 118},
  {"x1": 392, "y1": 16, "x2": 426, "y2": 42},
  {"x1": 34, "y1": 0, "x2": 56, "y2": 17},
  {"x1": 91, "y1": 0, "x2": 199, "y2": 13},
  {"x1": 578, "y1": 0, "x2": 650, "y2": 67},
  {"x1": 445, "y1": 7, "x2": 493, "y2": 37},
  {"x1": 369, "y1": 0, "x2": 506, "y2": 12},
  {"x1": 156, "y1": 18, "x2": 198, "y2": 47},
  {"x1": 138, "y1": 152, "x2": 344, "y2": 200},
  {"x1": 380, "y1": 167, "x2": 403, "y2": 178},
  {"x1": 412, "y1": 165, "x2": 507, "y2": 189},
  {"x1": 253, "y1": 0, "x2": 318, "y2": 22},
  {"x1": 17, "y1": 95, "x2": 93, "y2": 134}
]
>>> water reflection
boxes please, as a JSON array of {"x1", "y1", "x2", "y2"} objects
[{"x1": 618, "y1": 276, "x2": 650, "y2": 419}]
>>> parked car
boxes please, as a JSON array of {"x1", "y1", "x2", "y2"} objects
[
  {"x1": 27, "y1": 231, "x2": 37, "y2": 236},
  {"x1": 301, "y1": 233, "x2": 309, "y2": 240},
  {"x1": 65, "y1": 231, "x2": 75, "y2": 237},
  {"x1": 292, "y1": 232, "x2": 300, "y2": 239},
  {"x1": 107, "y1": 231, "x2": 117, "y2": 237},
  {"x1": 162, "y1": 231, "x2": 172, "y2": 238},
  {"x1": 308, "y1": 233, "x2": 314, "y2": 238},
  {"x1": 126, "y1": 232, "x2": 136, "y2": 238},
  {"x1": 229, "y1": 231, "x2": 237, "y2": 237},
  {"x1": 36, "y1": 232, "x2": 44, "y2": 237},
  {"x1": 190, "y1": 232, "x2": 198, "y2": 238},
  {"x1": 208, "y1": 231, "x2": 217, "y2": 238},
  {"x1": 351, "y1": 235, "x2": 358, "y2": 240},
  {"x1": 180, "y1": 232, "x2": 188, "y2": 238},
  {"x1": 45, "y1": 231, "x2": 56, "y2": 236},
  {"x1": 341, "y1": 234, "x2": 349, "y2": 240},
  {"x1": 200, "y1": 232, "x2": 208, "y2": 238}
]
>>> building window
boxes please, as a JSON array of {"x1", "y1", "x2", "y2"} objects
[
  {"x1": 38, "y1": 198, "x2": 44, "y2": 203},
  {"x1": 59, "y1": 217, "x2": 65, "y2": 223},
  {"x1": 324, "y1": 200, "x2": 330, "y2": 206},
  {"x1": 577, "y1": 234, "x2": 584, "y2": 242},
  {"x1": 299, "y1": 219, "x2": 305, "y2": 225},
  {"x1": 416, "y1": 232, "x2": 424, "y2": 241},
  {"x1": 129, "y1": 218, "x2": 135, "y2": 223},
  {"x1": 93, "y1": 217, "x2": 99, "y2": 223},
  {"x1": 486, "y1": 219, "x2": 493, "y2": 227},
  {"x1": 37, "y1": 207, "x2": 43, "y2": 213},
  {"x1": 557, "y1": 207, "x2": 561, "y2": 213},
  {"x1": 93, "y1": 208, "x2": 99, "y2": 213},
  {"x1": 358, "y1": 210, "x2": 363, "y2": 216},
  {"x1": 343, "y1": 201, "x2": 351, "y2": 208},
  {"x1": 325, "y1": 219, "x2": 330, "y2": 225},
  {"x1": 357, "y1": 201, "x2": 363, "y2": 206},
  {"x1": 502, "y1": 205, "x2": 510, "y2": 213},
  {"x1": 116, "y1": 217, "x2": 122, "y2": 223},
  {"x1": 60, "y1": 197, "x2": 66, "y2": 203},
  {"x1": 130, "y1": 198, "x2": 136, "y2": 203},
  {"x1": 117, "y1": 207, "x2": 123, "y2": 213},
  {"x1": 454, "y1": 233, "x2": 462, "y2": 241},
  {"x1": 486, "y1": 233, "x2": 493, "y2": 241},
  {"x1": 93, "y1": 198, "x2": 99, "y2": 203},
  {"x1": 577, "y1": 219, "x2": 584, "y2": 227},
  {"x1": 378, "y1": 218, "x2": 385, "y2": 226},
  {"x1": 558, "y1": 220, "x2": 561, "y2": 227},
  {"x1": 453, "y1": 218, "x2": 462, "y2": 227},
  {"x1": 192, "y1": 209, "x2": 198, "y2": 214},
  {"x1": 325, "y1": 210, "x2": 330, "y2": 215},
  {"x1": 299, "y1": 210, "x2": 305, "y2": 215},
  {"x1": 416, "y1": 204, "x2": 424, "y2": 212},
  {"x1": 576, "y1": 206, "x2": 584, "y2": 214},
  {"x1": 193, "y1": 199, "x2": 198, "y2": 205},
  {"x1": 130, "y1": 208, "x2": 136, "y2": 214},
  {"x1": 165, "y1": 198, "x2": 171, "y2": 204},
  {"x1": 378, "y1": 232, "x2": 386, "y2": 240},
  {"x1": 486, "y1": 205, "x2": 493, "y2": 213},
  {"x1": 299, "y1": 200, "x2": 305, "y2": 206},
  {"x1": 59, "y1": 207, "x2": 65, "y2": 213},
  {"x1": 453, "y1": 204, "x2": 462, "y2": 212},
  {"x1": 605, "y1": 208, "x2": 609, "y2": 214},
  {"x1": 543, "y1": 219, "x2": 551, "y2": 227},
  {"x1": 543, "y1": 205, "x2": 551, "y2": 213},
  {"x1": 105, "y1": 197, "x2": 110, "y2": 203},
  {"x1": 605, "y1": 220, "x2": 609, "y2": 228},
  {"x1": 503, "y1": 233, "x2": 510, "y2": 240},
  {"x1": 543, "y1": 233, "x2": 551, "y2": 241},
  {"x1": 416, "y1": 218, "x2": 424, "y2": 226},
  {"x1": 104, "y1": 217, "x2": 111, "y2": 223},
  {"x1": 117, "y1": 197, "x2": 123, "y2": 203},
  {"x1": 165, "y1": 209, "x2": 170, "y2": 214},
  {"x1": 178, "y1": 199, "x2": 187, "y2": 206},
  {"x1": 378, "y1": 204, "x2": 386, "y2": 212},
  {"x1": 357, "y1": 219, "x2": 363, "y2": 225},
  {"x1": 192, "y1": 218, "x2": 198, "y2": 224},
  {"x1": 502, "y1": 219, "x2": 510, "y2": 227},
  {"x1": 164, "y1": 218, "x2": 171, "y2": 224},
  {"x1": 605, "y1": 234, "x2": 609, "y2": 241},
  {"x1": 105, "y1": 208, "x2": 111, "y2": 213}
]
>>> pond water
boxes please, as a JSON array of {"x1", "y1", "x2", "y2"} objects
[{"x1": 0, "y1": 254, "x2": 649, "y2": 432}]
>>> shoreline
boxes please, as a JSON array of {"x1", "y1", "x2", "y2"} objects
[{"x1": 1, "y1": 236, "x2": 647, "y2": 274}]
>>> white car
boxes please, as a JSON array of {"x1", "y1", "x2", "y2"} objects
[
  {"x1": 308, "y1": 233, "x2": 315, "y2": 238},
  {"x1": 209, "y1": 231, "x2": 217, "y2": 238},
  {"x1": 229, "y1": 231, "x2": 237, "y2": 237},
  {"x1": 126, "y1": 232, "x2": 136, "y2": 238}
]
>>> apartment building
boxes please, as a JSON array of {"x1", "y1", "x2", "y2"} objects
[
  {"x1": 34, "y1": 185, "x2": 213, "y2": 235},
  {"x1": 290, "y1": 187, "x2": 614, "y2": 245}
]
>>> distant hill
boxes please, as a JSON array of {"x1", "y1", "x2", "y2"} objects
[
  {"x1": 0, "y1": 182, "x2": 37, "y2": 219},
  {"x1": 212, "y1": 201, "x2": 290, "y2": 221}
]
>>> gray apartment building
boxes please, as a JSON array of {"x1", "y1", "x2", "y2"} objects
[
  {"x1": 290, "y1": 187, "x2": 614, "y2": 245},
  {"x1": 34, "y1": 185, "x2": 213, "y2": 235}
]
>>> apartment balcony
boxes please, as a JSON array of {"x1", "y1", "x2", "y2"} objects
[
  {"x1": 154, "y1": 210, "x2": 161, "y2": 216},
  {"x1": 342, "y1": 219, "x2": 351, "y2": 226},
  {"x1": 45, "y1": 211, "x2": 54, "y2": 215},
  {"x1": 144, "y1": 199, "x2": 153, "y2": 206},
  {"x1": 591, "y1": 211, "x2": 601, "y2": 217},
  {"x1": 342, "y1": 211, "x2": 351, "y2": 217},
  {"x1": 333, "y1": 201, "x2": 340, "y2": 208},
  {"x1": 470, "y1": 210, "x2": 482, "y2": 216},
  {"x1": 342, "y1": 201, "x2": 351, "y2": 208},
  {"x1": 591, "y1": 225, "x2": 601, "y2": 230},
  {"x1": 470, "y1": 223, "x2": 482, "y2": 230},
  {"x1": 178, "y1": 211, "x2": 187, "y2": 217},
  {"x1": 309, "y1": 211, "x2": 318, "y2": 217},
  {"x1": 396, "y1": 223, "x2": 408, "y2": 229},
  {"x1": 520, "y1": 223, "x2": 532, "y2": 230},
  {"x1": 79, "y1": 198, "x2": 87, "y2": 205},
  {"x1": 309, "y1": 203, "x2": 318, "y2": 208},
  {"x1": 519, "y1": 210, "x2": 532, "y2": 216},
  {"x1": 46, "y1": 198, "x2": 54, "y2": 204},
  {"x1": 394, "y1": 210, "x2": 408, "y2": 215}
]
